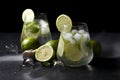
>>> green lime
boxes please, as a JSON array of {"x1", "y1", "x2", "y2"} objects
[
  {"x1": 21, "y1": 37, "x2": 40, "y2": 51},
  {"x1": 35, "y1": 45, "x2": 55, "y2": 62},
  {"x1": 22, "y1": 8, "x2": 35, "y2": 23},
  {"x1": 25, "y1": 21, "x2": 40, "y2": 33},
  {"x1": 56, "y1": 14, "x2": 72, "y2": 32},
  {"x1": 22, "y1": 21, "x2": 41, "y2": 40},
  {"x1": 89, "y1": 40, "x2": 102, "y2": 57},
  {"x1": 45, "y1": 40, "x2": 58, "y2": 51}
]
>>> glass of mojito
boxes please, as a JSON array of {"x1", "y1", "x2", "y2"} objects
[
  {"x1": 34, "y1": 13, "x2": 52, "y2": 45},
  {"x1": 56, "y1": 14, "x2": 93, "y2": 67},
  {"x1": 21, "y1": 9, "x2": 52, "y2": 50}
]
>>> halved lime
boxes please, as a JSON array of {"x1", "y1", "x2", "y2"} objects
[
  {"x1": 21, "y1": 37, "x2": 40, "y2": 51},
  {"x1": 22, "y1": 8, "x2": 35, "y2": 23},
  {"x1": 23, "y1": 21, "x2": 41, "y2": 39},
  {"x1": 35, "y1": 45, "x2": 55, "y2": 62},
  {"x1": 56, "y1": 14, "x2": 72, "y2": 32}
]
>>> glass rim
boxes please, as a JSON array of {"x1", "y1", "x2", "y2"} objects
[
  {"x1": 72, "y1": 22, "x2": 87, "y2": 25},
  {"x1": 72, "y1": 22, "x2": 88, "y2": 32}
]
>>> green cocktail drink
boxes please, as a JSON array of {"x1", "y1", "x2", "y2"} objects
[
  {"x1": 20, "y1": 9, "x2": 52, "y2": 51},
  {"x1": 56, "y1": 14, "x2": 93, "y2": 67}
]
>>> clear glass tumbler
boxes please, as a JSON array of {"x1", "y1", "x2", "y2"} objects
[{"x1": 57, "y1": 22, "x2": 93, "y2": 67}]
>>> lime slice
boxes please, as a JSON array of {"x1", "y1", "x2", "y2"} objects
[
  {"x1": 22, "y1": 8, "x2": 35, "y2": 23},
  {"x1": 35, "y1": 45, "x2": 55, "y2": 62},
  {"x1": 21, "y1": 37, "x2": 40, "y2": 51},
  {"x1": 56, "y1": 14, "x2": 72, "y2": 32},
  {"x1": 57, "y1": 36, "x2": 64, "y2": 57},
  {"x1": 23, "y1": 21, "x2": 41, "y2": 39},
  {"x1": 64, "y1": 43, "x2": 83, "y2": 61}
]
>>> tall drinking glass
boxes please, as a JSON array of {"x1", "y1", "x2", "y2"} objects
[
  {"x1": 34, "y1": 13, "x2": 52, "y2": 45},
  {"x1": 21, "y1": 13, "x2": 52, "y2": 46},
  {"x1": 57, "y1": 22, "x2": 93, "y2": 67}
]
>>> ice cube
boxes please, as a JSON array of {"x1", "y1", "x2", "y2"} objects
[
  {"x1": 41, "y1": 26, "x2": 50, "y2": 35},
  {"x1": 78, "y1": 30, "x2": 85, "y2": 34},
  {"x1": 39, "y1": 19, "x2": 50, "y2": 35},
  {"x1": 73, "y1": 33, "x2": 82, "y2": 41},
  {"x1": 39, "y1": 19, "x2": 48, "y2": 28},
  {"x1": 62, "y1": 32, "x2": 76, "y2": 44},
  {"x1": 71, "y1": 29, "x2": 78, "y2": 35},
  {"x1": 82, "y1": 32, "x2": 90, "y2": 39},
  {"x1": 62, "y1": 32, "x2": 72, "y2": 40},
  {"x1": 5, "y1": 44, "x2": 18, "y2": 54}
]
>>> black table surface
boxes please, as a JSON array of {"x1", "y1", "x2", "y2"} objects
[{"x1": 0, "y1": 32, "x2": 120, "y2": 80}]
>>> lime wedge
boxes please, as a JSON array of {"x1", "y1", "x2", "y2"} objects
[
  {"x1": 35, "y1": 45, "x2": 55, "y2": 62},
  {"x1": 56, "y1": 14, "x2": 72, "y2": 32},
  {"x1": 23, "y1": 21, "x2": 41, "y2": 39},
  {"x1": 64, "y1": 43, "x2": 83, "y2": 61},
  {"x1": 22, "y1": 8, "x2": 35, "y2": 23}
]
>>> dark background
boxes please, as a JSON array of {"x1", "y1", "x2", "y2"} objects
[{"x1": 1, "y1": 0, "x2": 120, "y2": 33}]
